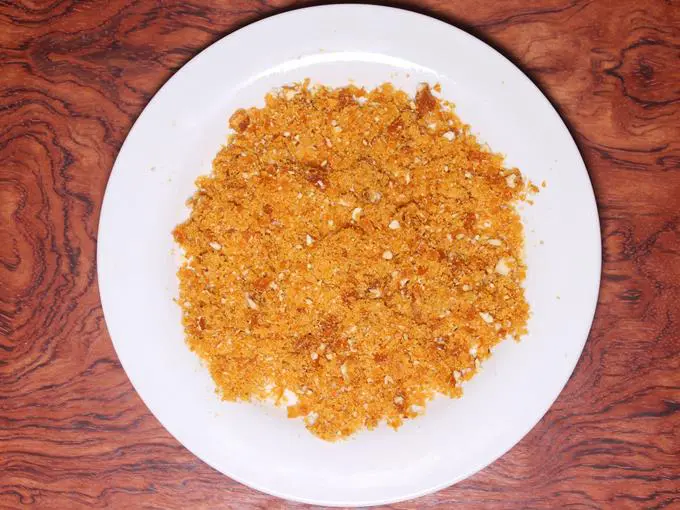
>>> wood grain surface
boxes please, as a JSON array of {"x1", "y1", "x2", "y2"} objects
[{"x1": 1, "y1": 0, "x2": 679, "y2": 508}]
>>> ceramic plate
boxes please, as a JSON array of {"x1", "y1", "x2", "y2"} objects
[{"x1": 98, "y1": 5, "x2": 601, "y2": 506}]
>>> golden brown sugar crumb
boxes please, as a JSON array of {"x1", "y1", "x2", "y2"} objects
[{"x1": 173, "y1": 82, "x2": 531, "y2": 441}]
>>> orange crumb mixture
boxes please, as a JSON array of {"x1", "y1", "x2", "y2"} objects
[{"x1": 173, "y1": 82, "x2": 530, "y2": 441}]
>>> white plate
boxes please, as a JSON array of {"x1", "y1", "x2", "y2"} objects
[{"x1": 98, "y1": 5, "x2": 601, "y2": 506}]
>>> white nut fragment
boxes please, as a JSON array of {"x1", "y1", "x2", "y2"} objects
[
  {"x1": 340, "y1": 362, "x2": 349, "y2": 382},
  {"x1": 393, "y1": 396, "x2": 404, "y2": 405},
  {"x1": 368, "y1": 288, "x2": 382, "y2": 299},
  {"x1": 469, "y1": 345, "x2": 478, "y2": 357},
  {"x1": 369, "y1": 190, "x2": 382, "y2": 203},
  {"x1": 443, "y1": 131, "x2": 456, "y2": 141},
  {"x1": 400, "y1": 278, "x2": 409, "y2": 288},
  {"x1": 351, "y1": 207, "x2": 363, "y2": 222},
  {"x1": 487, "y1": 239, "x2": 502, "y2": 246},
  {"x1": 464, "y1": 172, "x2": 472, "y2": 179},
  {"x1": 453, "y1": 370, "x2": 462, "y2": 382},
  {"x1": 245, "y1": 293, "x2": 258, "y2": 310},
  {"x1": 456, "y1": 233, "x2": 465, "y2": 240},
  {"x1": 283, "y1": 388, "x2": 298, "y2": 405},
  {"x1": 306, "y1": 411, "x2": 318, "y2": 425},
  {"x1": 384, "y1": 375, "x2": 394, "y2": 385},
  {"x1": 495, "y1": 257, "x2": 512, "y2": 275},
  {"x1": 310, "y1": 351, "x2": 319, "y2": 360},
  {"x1": 306, "y1": 234, "x2": 314, "y2": 246},
  {"x1": 283, "y1": 131, "x2": 291, "y2": 137},
  {"x1": 428, "y1": 122, "x2": 437, "y2": 130},
  {"x1": 209, "y1": 241, "x2": 222, "y2": 250},
  {"x1": 479, "y1": 312, "x2": 494, "y2": 324},
  {"x1": 382, "y1": 250, "x2": 394, "y2": 260},
  {"x1": 506, "y1": 174, "x2": 517, "y2": 188},
  {"x1": 462, "y1": 284, "x2": 471, "y2": 292},
  {"x1": 388, "y1": 219, "x2": 401, "y2": 230}
]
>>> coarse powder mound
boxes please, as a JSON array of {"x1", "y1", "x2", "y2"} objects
[{"x1": 173, "y1": 82, "x2": 532, "y2": 441}]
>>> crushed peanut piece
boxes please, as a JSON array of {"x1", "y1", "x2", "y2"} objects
[
  {"x1": 245, "y1": 293, "x2": 258, "y2": 310},
  {"x1": 479, "y1": 312, "x2": 494, "y2": 324},
  {"x1": 368, "y1": 288, "x2": 382, "y2": 299},
  {"x1": 495, "y1": 257, "x2": 512, "y2": 275}
]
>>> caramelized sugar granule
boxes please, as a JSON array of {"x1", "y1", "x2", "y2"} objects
[{"x1": 173, "y1": 82, "x2": 531, "y2": 441}]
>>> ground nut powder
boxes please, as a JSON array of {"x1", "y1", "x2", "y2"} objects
[{"x1": 173, "y1": 82, "x2": 531, "y2": 440}]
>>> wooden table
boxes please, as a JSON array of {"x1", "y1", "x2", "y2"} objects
[{"x1": 2, "y1": 0, "x2": 678, "y2": 508}]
